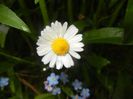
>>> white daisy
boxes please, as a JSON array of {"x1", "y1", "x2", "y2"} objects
[{"x1": 36, "y1": 21, "x2": 84, "y2": 70}]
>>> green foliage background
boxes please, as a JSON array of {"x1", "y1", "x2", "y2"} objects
[{"x1": 0, "y1": 0, "x2": 133, "y2": 99}]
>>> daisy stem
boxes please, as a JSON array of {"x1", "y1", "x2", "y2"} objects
[
  {"x1": 39, "y1": 0, "x2": 49, "y2": 25},
  {"x1": 67, "y1": 0, "x2": 73, "y2": 22}
]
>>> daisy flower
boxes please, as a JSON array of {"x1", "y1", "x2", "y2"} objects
[{"x1": 37, "y1": 21, "x2": 84, "y2": 69}]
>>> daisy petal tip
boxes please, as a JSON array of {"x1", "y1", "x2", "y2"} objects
[
  {"x1": 64, "y1": 21, "x2": 68, "y2": 25},
  {"x1": 56, "y1": 66, "x2": 62, "y2": 70}
]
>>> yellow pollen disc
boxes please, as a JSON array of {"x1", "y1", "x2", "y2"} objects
[{"x1": 52, "y1": 38, "x2": 69, "y2": 55}]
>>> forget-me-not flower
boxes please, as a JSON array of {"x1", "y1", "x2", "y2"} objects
[
  {"x1": 71, "y1": 95, "x2": 85, "y2": 99},
  {"x1": 44, "y1": 81, "x2": 53, "y2": 92},
  {"x1": 80, "y1": 88, "x2": 90, "y2": 98},
  {"x1": 0, "y1": 77, "x2": 9, "y2": 88},
  {"x1": 52, "y1": 87, "x2": 61, "y2": 95},
  {"x1": 60, "y1": 72, "x2": 69, "y2": 84},
  {"x1": 47, "y1": 73, "x2": 59, "y2": 86},
  {"x1": 72, "y1": 79, "x2": 82, "y2": 91}
]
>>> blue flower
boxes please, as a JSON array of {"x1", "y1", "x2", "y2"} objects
[
  {"x1": 80, "y1": 88, "x2": 90, "y2": 98},
  {"x1": 47, "y1": 73, "x2": 59, "y2": 86},
  {"x1": 60, "y1": 72, "x2": 69, "y2": 84},
  {"x1": 52, "y1": 87, "x2": 61, "y2": 95},
  {"x1": 0, "y1": 77, "x2": 9, "y2": 88},
  {"x1": 71, "y1": 95, "x2": 85, "y2": 99},
  {"x1": 44, "y1": 81, "x2": 53, "y2": 92},
  {"x1": 72, "y1": 79, "x2": 82, "y2": 91}
]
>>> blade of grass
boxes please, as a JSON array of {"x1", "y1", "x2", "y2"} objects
[
  {"x1": 18, "y1": 0, "x2": 36, "y2": 34},
  {"x1": 0, "y1": 51, "x2": 35, "y2": 65},
  {"x1": 108, "y1": 0, "x2": 126, "y2": 26},
  {"x1": 124, "y1": 0, "x2": 133, "y2": 43},
  {"x1": 67, "y1": 0, "x2": 73, "y2": 22},
  {"x1": 0, "y1": 4, "x2": 31, "y2": 33},
  {"x1": 39, "y1": 0, "x2": 49, "y2": 25}
]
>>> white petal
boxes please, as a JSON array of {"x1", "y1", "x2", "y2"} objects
[
  {"x1": 64, "y1": 25, "x2": 78, "y2": 39},
  {"x1": 72, "y1": 47, "x2": 84, "y2": 52},
  {"x1": 62, "y1": 22, "x2": 68, "y2": 35},
  {"x1": 41, "y1": 51, "x2": 54, "y2": 64},
  {"x1": 56, "y1": 56, "x2": 63, "y2": 69},
  {"x1": 42, "y1": 27, "x2": 57, "y2": 40},
  {"x1": 61, "y1": 54, "x2": 71, "y2": 68},
  {"x1": 69, "y1": 50, "x2": 81, "y2": 59},
  {"x1": 57, "y1": 22, "x2": 62, "y2": 37},
  {"x1": 67, "y1": 54, "x2": 74, "y2": 66},
  {"x1": 49, "y1": 54, "x2": 57, "y2": 68},
  {"x1": 45, "y1": 26, "x2": 57, "y2": 38},
  {"x1": 70, "y1": 42, "x2": 84, "y2": 52},
  {"x1": 36, "y1": 36, "x2": 50, "y2": 46},
  {"x1": 41, "y1": 29, "x2": 45, "y2": 35},
  {"x1": 51, "y1": 21, "x2": 61, "y2": 37},
  {"x1": 69, "y1": 34, "x2": 83, "y2": 43},
  {"x1": 37, "y1": 46, "x2": 51, "y2": 56},
  {"x1": 70, "y1": 42, "x2": 84, "y2": 48},
  {"x1": 41, "y1": 35, "x2": 52, "y2": 42}
]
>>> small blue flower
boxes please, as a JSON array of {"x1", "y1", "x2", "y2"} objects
[
  {"x1": 0, "y1": 77, "x2": 9, "y2": 88},
  {"x1": 80, "y1": 88, "x2": 90, "y2": 98},
  {"x1": 47, "y1": 73, "x2": 59, "y2": 86},
  {"x1": 72, "y1": 79, "x2": 82, "y2": 91},
  {"x1": 71, "y1": 95, "x2": 85, "y2": 99},
  {"x1": 44, "y1": 81, "x2": 53, "y2": 92},
  {"x1": 60, "y1": 72, "x2": 69, "y2": 84},
  {"x1": 52, "y1": 87, "x2": 61, "y2": 95}
]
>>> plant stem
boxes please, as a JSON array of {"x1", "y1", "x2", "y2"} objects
[
  {"x1": 39, "y1": 0, "x2": 49, "y2": 25},
  {"x1": 67, "y1": 0, "x2": 73, "y2": 22},
  {"x1": 17, "y1": 76, "x2": 41, "y2": 95}
]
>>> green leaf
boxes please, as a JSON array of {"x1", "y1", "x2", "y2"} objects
[
  {"x1": 0, "y1": 62, "x2": 14, "y2": 72},
  {"x1": 0, "y1": 25, "x2": 9, "y2": 48},
  {"x1": 9, "y1": 96, "x2": 20, "y2": 99},
  {"x1": 74, "y1": 20, "x2": 88, "y2": 31},
  {"x1": 34, "y1": 0, "x2": 40, "y2": 4},
  {"x1": 124, "y1": 0, "x2": 133, "y2": 43},
  {"x1": 87, "y1": 53, "x2": 110, "y2": 71},
  {"x1": 112, "y1": 72, "x2": 132, "y2": 99},
  {"x1": 61, "y1": 86, "x2": 74, "y2": 97},
  {"x1": 0, "y1": 4, "x2": 30, "y2": 33},
  {"x1": 109, "y1": 0, "x2": 118, "y2": 8},
  {"x1": 83, "y1": 27, "x2": 123, "y2": 44},
  {"x1": 35, "y1": 93, "x2": 56, "y2": 99},
  {"x1": 96, "y1": 73, "x2": 114, "y2": 92}
]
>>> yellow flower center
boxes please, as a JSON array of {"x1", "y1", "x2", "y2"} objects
[{"x1": 52, "y1": 38, "x2": 69, "y2": 55}]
